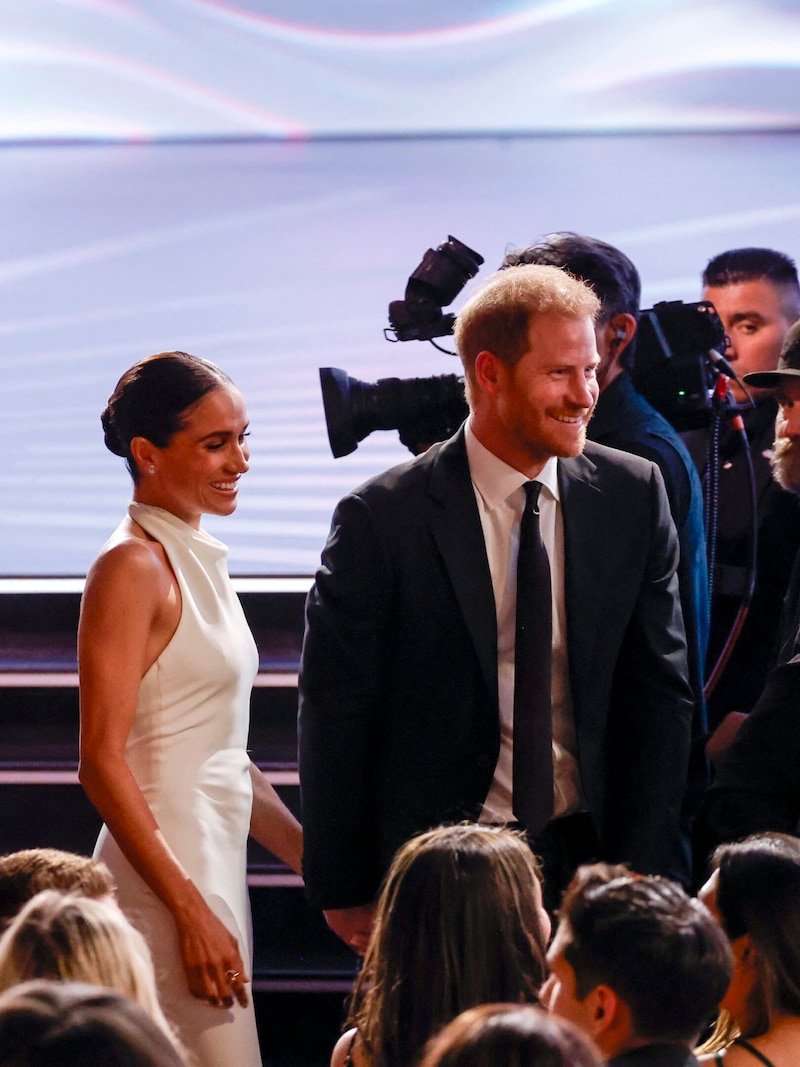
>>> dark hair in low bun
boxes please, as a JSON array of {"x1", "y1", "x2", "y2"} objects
[{"x1": 102, "y1": 351, "x2": 232, "y2": 480}]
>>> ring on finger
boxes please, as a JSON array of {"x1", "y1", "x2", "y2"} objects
[{"x1": 225, "y1": 970, "x2": 240, "y2": 984}]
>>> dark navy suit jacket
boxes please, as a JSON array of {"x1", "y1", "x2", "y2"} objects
[{"x1": 298, "y1": 427, "x2": 694, "y2": 909}]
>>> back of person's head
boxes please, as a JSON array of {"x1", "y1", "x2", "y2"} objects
[
  {"x1": 419, "y1": 1003, "x2": 604, "y2": 1067},
  {"x1": 502, "y1": 233, "x2": 641, "y2": 324},
  {"x1": 0, "y1": 849, "x2": 114, "y2": 929},
  {"x1": 710, "y1": 832, "x2": 800, "y2": 1025},
  {"x1": 557, "y1": 865, "x2": 732, "y2": 1045},
  {"x1": 702, "y1": 247, "x2": 800, "y2": 292},
  {"x1": 453, "y1": 264, "x2": 600, "y2": 401},
  {"x1": 102, "y1": 350, "x2": 232, "y2": 479},
  {"x1": 351, "y1": 823, "x2": 550, "y2": 1067},
  {"x1": 0, "y1": 890, "x2": 171, "y2": 1038},
  {"x1": 0, "y1": 980, "x2": 185, "y2": 1067}
]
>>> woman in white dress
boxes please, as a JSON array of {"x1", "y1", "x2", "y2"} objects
[{"x1": 78, "y1": 351, "x2": 303, "y2": 1067}]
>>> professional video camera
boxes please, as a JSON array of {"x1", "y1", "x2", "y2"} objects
[
  {"x1": 320, "y1": 235, "x2": 480, "y2": 457},
  {"x1": 632, "y1": 299, "x2": 731, "y2": 431},
  {"x1": 319, "y1": 237, "x2": 735, "y2": 457}
]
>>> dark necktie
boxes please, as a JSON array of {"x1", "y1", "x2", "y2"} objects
[{"x1": 512, "y1": 480, "x2": 554, "y2": 834}]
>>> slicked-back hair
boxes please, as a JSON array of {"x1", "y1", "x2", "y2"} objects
[
  {"x1": 558, "y1": 865, "x2": 732, "y2": 1045},
  {"x1": 453, "y1": 264, "x2": 600, "y2": 404},
  {"x1": 101, "y1": 351, "x2": 232, "y2": 480},
  {"x1": 348, "y1": 824, "x2": 549, "y2": 1067}
]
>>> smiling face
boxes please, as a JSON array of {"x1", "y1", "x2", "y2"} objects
[
  {"x1": 133, "y1": 383, "x2": 250, "y2": 528},
  {"x1": 472, "y1": 312, "x2": 600, "y2": 478}
]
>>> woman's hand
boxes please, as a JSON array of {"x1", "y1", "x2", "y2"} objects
[{"x1": 174, "y1": 892, "x2": 250, "y2": 1009}]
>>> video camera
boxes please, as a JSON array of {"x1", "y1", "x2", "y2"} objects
[{"x1": 320, "y1": 238, "x2": 732, "y2": 456}]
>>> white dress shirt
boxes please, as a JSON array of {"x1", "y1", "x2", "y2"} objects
[{"x1": 464, "y1": 420, "x2": 584, "y2": 824}]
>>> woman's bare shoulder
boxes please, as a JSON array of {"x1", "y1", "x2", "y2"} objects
[
  {"x1": 331, "y1": 1028, "x2": 366, "y2": 1067},
  {"x1": 85, "y1": 519, "x2": 172, "y2": 600}
]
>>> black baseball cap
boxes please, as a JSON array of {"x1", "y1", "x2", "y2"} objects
[{"x1": 744, "y1": 319, "x2": 800, "y2": 387}]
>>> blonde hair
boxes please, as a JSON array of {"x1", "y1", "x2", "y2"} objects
[
  {"x1": 453, "y1": 264, "x2": 600, "y2": 401},
  {"x1": 348, "y1": 824, "x2": 549, "y2": 1067},
  {"x1": 0, "y1": 890, "x2": 175, "y2": 1044}
]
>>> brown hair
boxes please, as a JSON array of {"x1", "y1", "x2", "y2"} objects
[
  {"x1": 0, "y1": 980, "x2": 186, "y2": 1066},
  {"x1": 101, "y1": 351, "x2": 232, "y2": 479},
  {"x1": 348, "y1": 824, "x2": 549, "y2": 1067},
  {"x1": 0, "y1": 849, "x2": 114, "y2": 928},
  {"x1": 419, "y1": 1003, "x2": 603, "y2": 1067}
]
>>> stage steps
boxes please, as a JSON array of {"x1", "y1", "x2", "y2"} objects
[{"x1": 0, "y1": 581, "x2": 358, "y2": 1000}]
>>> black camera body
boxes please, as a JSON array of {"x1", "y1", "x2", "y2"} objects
[
  {"x1": 320, "y1": 241, "x2": 733, "y2": 456},
  {"x1": 387, "y1": 236, "x2": 484, "y2": 342},
  {"x1": 632, "y1": 300, "x2": 729, "y2": 431}
]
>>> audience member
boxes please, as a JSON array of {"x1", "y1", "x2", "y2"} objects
[
  {"x1": 503, "y1": 233, "x2": 709, "y2": 819},
  {"x1": 541, "y1": 864, "x2": 732, "y2": 1066},
  {"x1": 0, "y1": 889, "x2": 176, "y2": 1045},
  {"x1": 699, "y1": 322, "x2": 800, "y2": 843},
  {"x1": 331, "y1": 824, "x2": 551, "y2": 1067},
  {"x1": 697, "y1": 833, "x2": 800, "y2": 1066},
  {"x1": 0, "y1": 847, "x2": 115, "y2": 928},
  {"x1": 691, "y1": 248, "x2": 800, "y2": 728},
  {"x1": 0, "y1": 979, "x2": 186, "y2": 1067},
  {"x1": 300, "y1": 263, "x2": 694, "y2": 945},
  {"x1": 419, "y1": 1003, "x2": 603, "y2": 1067}
]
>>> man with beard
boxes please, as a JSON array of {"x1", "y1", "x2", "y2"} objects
[
  {"x1": 299, "y1": 265, "x2": 693, "y2": 944},
  {"x1": 700, "y1": 320, "x2": 800, "y2": 844}
]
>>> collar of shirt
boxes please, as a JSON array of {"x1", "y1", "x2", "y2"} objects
[{"x1": 464, "y1": 418, "x2": 560, "y2": 510}]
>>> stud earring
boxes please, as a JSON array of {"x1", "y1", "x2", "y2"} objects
[{"x1": 149, "y1": 464, "x2": 156, "y2": 475}]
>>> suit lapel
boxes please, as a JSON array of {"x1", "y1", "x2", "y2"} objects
[
  {"x1": 559, "y1": 451, "x2": 608, "y2": 716},
  {"x1": 426, "y1": 429, "x2": 499, "y2": 706}
]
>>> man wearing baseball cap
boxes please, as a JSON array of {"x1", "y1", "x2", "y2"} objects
[{"x1": 700, "y1": 320, "x2": 800, "y2": 846}]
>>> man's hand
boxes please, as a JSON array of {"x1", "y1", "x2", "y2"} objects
[
  {"x1": 705, "y1": 711, "x2": 749, "y2": 766},
  {"x1": 324, "y1": 903, "x2": 377, "y2": 954}
]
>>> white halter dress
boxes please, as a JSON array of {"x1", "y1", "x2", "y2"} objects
[{"x1": 94, "y1": 502, "x2": 261, "y2": 1067}]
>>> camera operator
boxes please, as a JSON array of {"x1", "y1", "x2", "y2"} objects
[
  {"x1": 688, "y1": 248, "x2": 800, "y2": 738},
  {"x1": 502, "y1": 234, "x2": 709, "y2": 828}
]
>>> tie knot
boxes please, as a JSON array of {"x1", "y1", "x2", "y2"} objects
[{"x1": 524, "y1": 481, "x2": 542, "y2": 512}]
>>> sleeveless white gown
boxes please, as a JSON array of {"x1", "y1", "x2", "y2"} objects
[{"x1": 94, "y1": 502, "x2": 262, "y2": 1067}]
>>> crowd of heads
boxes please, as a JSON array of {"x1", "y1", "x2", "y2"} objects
[
  {"x1": 0, "y1": 849, "x2": 184, "y2": 1066},
  {"x1": 11, "y1": 240, "x2": 800, "y2": 1066}
]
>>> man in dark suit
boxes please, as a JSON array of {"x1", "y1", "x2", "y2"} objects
[
  {"x1": 299, "y1": 264, "x2": 694, "y2": 947},
  {"x1": 502, "y1": 234, "x2": 709, "y2": 823}
]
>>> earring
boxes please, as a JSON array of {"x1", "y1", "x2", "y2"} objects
[{"x1": 149, "y1": 464, "x2": 156, "y2": 475}]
